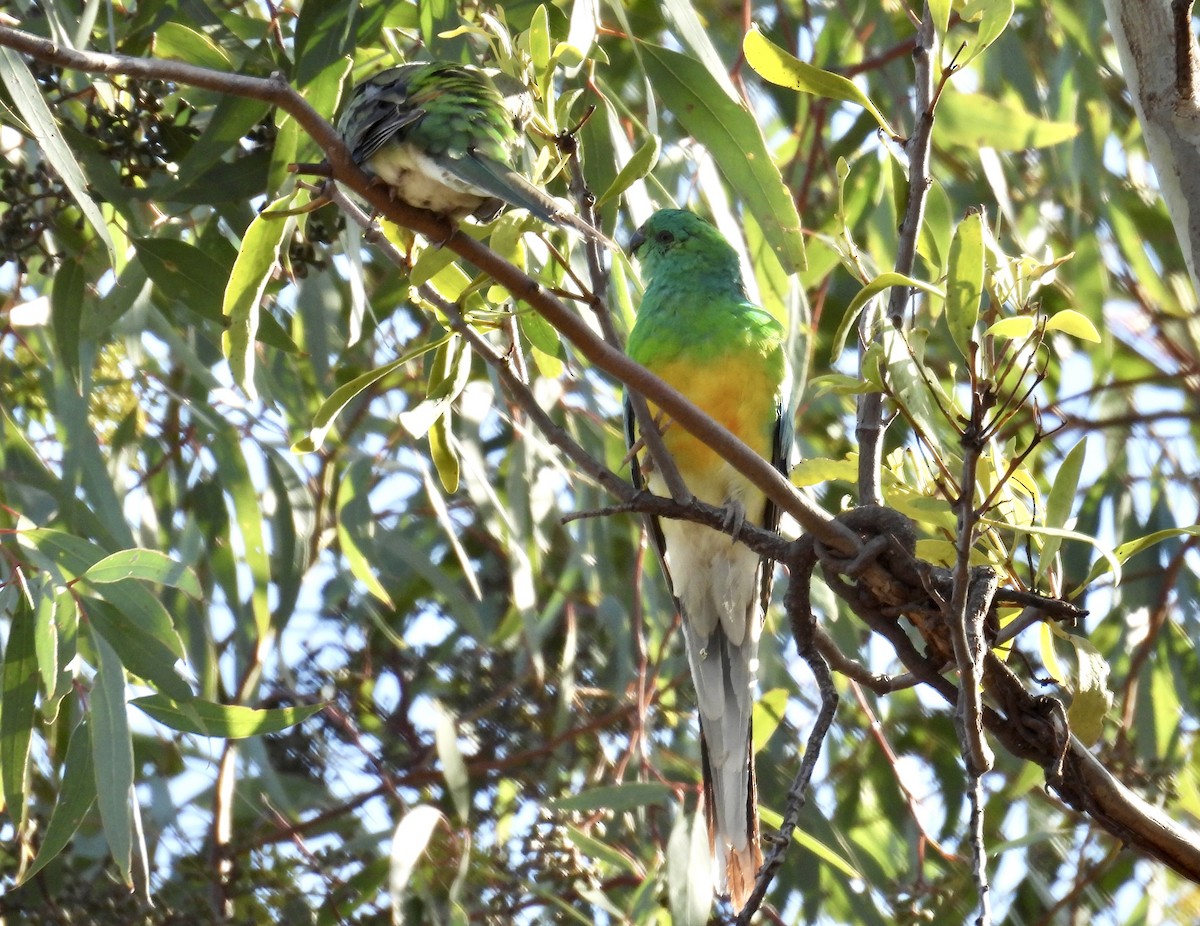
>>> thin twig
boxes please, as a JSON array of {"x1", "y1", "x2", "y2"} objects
[
  {"x1": 737, "y1": 539, "x2": 837, "y2": 922},
  {"x1": 855, "y1": 3, "x2": 939, "y2": 504}
]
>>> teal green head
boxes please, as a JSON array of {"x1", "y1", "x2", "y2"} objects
[{"x1": 628, "y1": 209, "x2": 745, "y2": 295}]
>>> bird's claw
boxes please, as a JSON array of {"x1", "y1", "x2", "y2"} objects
[{"x1": 722, "y1": 501, "x2": 747, "y2": 543}]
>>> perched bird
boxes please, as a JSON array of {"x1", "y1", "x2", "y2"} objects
[
  {"x1": 624, "y1": 209, "x2": 790, "y2": 911},
  {"x1": 337, "y1": 61, "x2": 610, "y2": 244}
]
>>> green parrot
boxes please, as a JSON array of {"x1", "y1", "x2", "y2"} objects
[
  {"x1": 337, "y1": 61, "x2": 610, "y2": 244},
  {"x1": 625, "y1": 209, "x2": 791, "y2": 912}
]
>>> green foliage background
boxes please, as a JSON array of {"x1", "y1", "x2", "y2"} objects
[{"x1": 1, "y1": 0, "x2": 1199, "y2": 923}]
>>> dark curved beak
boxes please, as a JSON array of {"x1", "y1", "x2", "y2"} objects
[{"x1": 627, "y1": 228, "x2": 646, "y2": 256}]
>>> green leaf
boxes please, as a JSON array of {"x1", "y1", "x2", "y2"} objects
[
  {"x1": 529, "y1": 4, "x2": 552, "y2": 71},
  {"x1": 131, "y1": 694, "x2": 325, "y2": 737},
  {"x1": 752, "y1": 687, "x2": 789, "y2": 754},
  {"x1": 639, "y1": 42, "x2": 805, "y2": 274},
  {"x1": 0, "y1": 48, "x2": 115, "y2": 266},
  {"x1": 596, "y1": 135, "x2": 661, "y2": 207},
  {"x1": 90, "y1": 627, "x2": 133, "y2": 885},
  {"x1": 336, "y1": 459, "x2": 394, "y2": 607},
  {"x1": 805, "y1": 373, "x2": 878, "y2": 396},
  {"x1": 1045, "y1": 309, "x2": 1101, "y2": 342},
  {"x1": 789, "y1": 457, "x2": 860, "y2": 486},
  {"x1": 980, "y1": 518, "x2": 1122, "y2": 589},
  {"x1": 937, "y1": 92, "x2": 1078, "y2": 150},
  {"x1": 565, "y1": 824, "x2": 642, "y2": 875},
  {"x1": 830, "y1": 271, "x2": 945, "y2": 362},
  {"x1": 399, "y1": 337, "x2": 473, "y2": 438},
  {"x1": 428, "y1": 410, "x2": 460, "y2": 494},
  {"x1": 419, "y1": 0, "x2": 467, "y2": 59},
  {"x1": 519, "y1": 307, "x2": 561, "y2": 356},
  {"x1": 1061, "y1": 632, "x2": 1112, "y2": 747},
  {"x1": 946, "y1": 209, "x2": 985, "y2": 359},
  {"x1": 168, "y1": 94, "x2": 272, "y2": 192},
  {"x1": 1079, "y1": 526, "x2": 1200, "y2": 588},
  {"x1": 50, "y1": 257, "x2": 85, "y2": 387},
  {"x1": 223, "y1": 191, "x2": 298, "y2": 397},
  {"x1": 1, "y1": 587, "x2": 37, "y2": 829},
  {"x1": 135, "y1": 238, "x2": 297, "y2": 352},
  {"x1": 959, "y1": 0, "x2": 1015, "y2": 66},
  {"x1": 21, "y1": 529, "x2": 186, "y2": 660},
  {"x1": 744, "y1": 26, "x2": 896, "y2": 137},
  {"x1": 1036, "y1": 439, "x2": 1088, "y2": 581},
  {"x1": 154, "y1": 22, "x2": 233, "y2": 71},
  {"x1": 551, "y1": 782, "x2": 673, "y2": 812},
  {"x1": 83, "y1": 549, "x2": 203, "y2": 598},
  {"x1": 294, "y1": 0, "x2": 362, "y2": 85},
  {"x1": 984, "y1": 316, "x2": 1037, "y2": 340},
  {"x1": 929, "y1": 0, "x2": 953, "y2": 38},
  {"x1": 33, "y1": 587, "x2": 58, "y2": 699},
  {"x1": 86, "y1": 599, "x2": 193, "y2": 702},
  {"x1": 760, "y1": 806, "x2": 863, "y2": 879},
  {"x1": 209, "y1": 429, "x2": 272, "y2": 641},
  {"x1": 294, "y1": 334, "x2": 451, "y2": 452},
  {"x1": 19, "y1": 719, "x2": 96, "y2": 884}
]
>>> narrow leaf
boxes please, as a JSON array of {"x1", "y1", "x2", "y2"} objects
[
  {"x1": 1079, "y1": 526, "x2": 1200, "y2": 588},
  {"x1": 83, "y1": 549, "x2": 202, "y2": 598},
  {"x1": 946, "y1": 209, "x2": 985, "y2": 359},
  {"x1": 759, "y1": 806, "x2": 863, "y2": 879},
  {"x1": 751, "y1": 687, "x2": 789, "y2": 754},
  {"x1": 1064, "y1": 634, "x2": 1113, "y2": 746},
  {"x1": 597, "y1": 136, "x2": 661, "y2": 207},
  {"x1": 209, "y1": 430, "x2": 272, "y2": 640},
  {"x1": 1, "y1": 589, "x2": 37, "y2": 828},
  {"x1": 132, "y1": 694, "x2": 324, "y2": 737},
  {"x1": 640, "y1": 41, "x2": 805, "y2": 274},
  {"x1": 85, "y1": 599, "x2": 192, "y2": 701},
  {"x1": 428, "y1": 411, "x2": 460, "y2": 494},
  {"x1": 551, "y1": 782, "x2": 673, "y2": 812},
  {"x1": 667, "y1": 805, "x2": 711, "y2": 925},
  {"x1": 830, "y1": 271, "x2": 945, "y2": 361},
  {"x1": 19, "y1": 719, "x2": 96, "y2": 884},
  {"x1": 223, "y1": 192, "x2": 298, "y2": 396},
  {"x1": 50, "y1": 258, "x2": 85, "y2": 387},
  {"x1": 938, "y1": 91, "x2": 1077, "y2": 150},
  {"x1": 565, "y1": 824, "x2": 641, "y2": 875},
  {"x1": 389, "y1": 805, "x2": 446, "y2": 909},
  {"x1": 434, "y1": 702, "x2": 471, "y2": 823},
  {"x1": 1037, "y1": 439, "x2": 1088, "y2": 581},
  {"x1": 744, "y1": 27, "x2": 896, "y2": 137},
  {"x1": 335, "y1": 460, "x2": 393, "y2": 607},
  {"x1": 980, "y1": 518, "x2": 1122, "y2": 589},
  {"x1": 0, "y1": 48, "x2": 115, "y2": 265},
  {"x1": 90, "y1": 628, "x2": 133, "y2": 884},
  {"x1": 294, "y1": 335, "x2": 451, "y2": 452}
]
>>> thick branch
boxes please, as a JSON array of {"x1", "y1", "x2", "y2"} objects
[{"x1": 1104, "y1": 0, "x2": 1200, "y2": 298}]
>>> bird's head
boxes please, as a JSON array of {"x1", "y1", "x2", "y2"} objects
[{"x1": 628, "y1": 209, "x2": 743, "y2": 288}]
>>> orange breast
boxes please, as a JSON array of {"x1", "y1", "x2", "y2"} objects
[{"x1": 644, "y1": 355, "x2": 778, "y2": 482}]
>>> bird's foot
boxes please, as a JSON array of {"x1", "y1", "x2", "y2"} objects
[{"x1": 722, "y1": 500, "x2": 747, "y2": 543}]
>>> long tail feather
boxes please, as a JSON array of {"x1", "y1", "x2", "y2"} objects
[
  {"x1": 449, "y1": 152, "x2": 617, "y2": 248},
  {"x1": 680, "y1": 577, "x2": 763, "y2": 911}
]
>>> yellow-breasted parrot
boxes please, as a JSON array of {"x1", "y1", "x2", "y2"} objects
[{"x1": 625, "y1": 208, "x2": 791, "y2": 911}]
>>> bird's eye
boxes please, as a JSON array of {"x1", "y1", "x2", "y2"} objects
[{"x1": 656, "y1": 230, "x2": 674, "y2": 244}]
